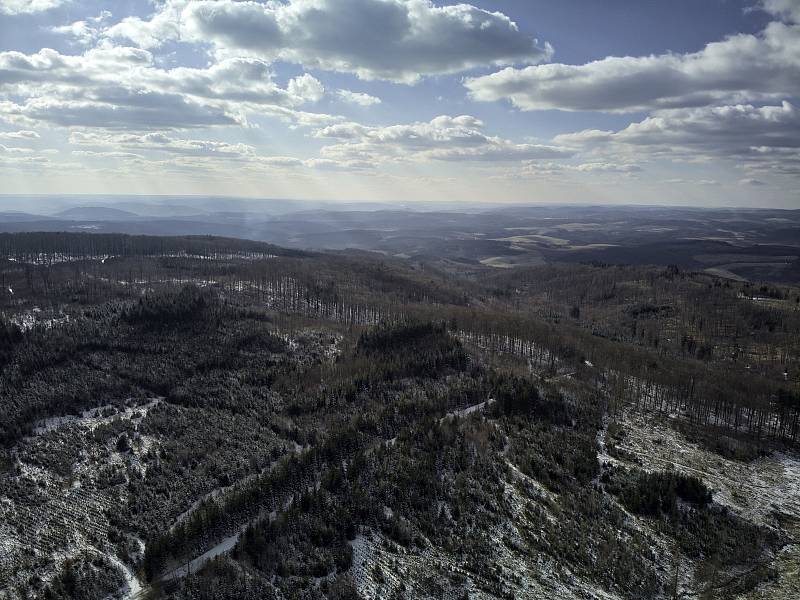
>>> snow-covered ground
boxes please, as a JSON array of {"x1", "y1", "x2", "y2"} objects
[
  {"x1": 606, "y1": 409, "x2": 800, "y2": 599},
  {"x1": 159, "y1": 532, "x2": 240, "y2": 582},
  {"x1": 32, "y1": 399, "x2": 161, "y2": 436},
  {"x1": 0, "y1": 399, "x2": 160, "y2": 599},
  {"x1": 9, "y1": 307, "x2": 70, "y2": 331},
  {"x1": 608, "y1": 411, "x2": 800, "y2": 528},
  {"x1": 104, "y1": 553, "x2": 144, "y2": 600},
  {"x1": 440, "y1": 398, "x2": 495, "y2": 422}
]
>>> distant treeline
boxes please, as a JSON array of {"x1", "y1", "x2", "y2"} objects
[{"x1": 0, "y1": 232, "x2": 304, "y2": 264}]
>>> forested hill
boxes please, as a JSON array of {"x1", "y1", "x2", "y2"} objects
[
  {"x1": 0, "y1": 232, "x2": 799, "y2": 600},
  {"x1": 0, "y1": 232, "x2": 306, "y2": 263}
]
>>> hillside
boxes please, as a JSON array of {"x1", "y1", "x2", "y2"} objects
[{"x1": 0, "y1": 233, "x2": 798, "y2": 600}]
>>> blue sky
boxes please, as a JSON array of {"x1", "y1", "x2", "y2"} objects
[{"x1": 0, "y1": 0, "x2": 798, "y2": 207}]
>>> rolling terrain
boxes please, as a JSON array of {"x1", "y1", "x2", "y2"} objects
[
  {"x1": 0, "y1": 232, "x2": 798, "y2": 600},
  {"x1": 1, "y1": 200, "x2": 798, "y2": 284}
]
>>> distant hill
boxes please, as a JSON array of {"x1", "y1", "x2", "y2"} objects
[
  {"x1": 112, "y1": 203, "x2": 210, "y2": 218},
  {"x1": 54, "y1": 206, "x2": 143, "y2": 221},
  {"x1": 0, "y1": 212, "x2": 52, "y2": 223}
]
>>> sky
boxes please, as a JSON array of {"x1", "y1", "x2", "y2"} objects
[{"x1": 0, "y1": 0, "x2": 798, "y2": 208}]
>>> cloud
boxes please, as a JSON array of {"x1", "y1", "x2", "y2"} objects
[
  {"x1": 0, "y1": 0, "x2": 67, "y2": 15},
  {"x1": 0, "y1": 95, "x2": 239, "y2": 130},
  {"x1": 554, "y1": 102, "x2": 800, "y2": 178},
  {"x1": 50, "y1": 21, "x2": 101, "y2": 46},
  {"x1": 0, "y1": 144, "x2": 34, "y2": 154},
  {"x1": 0, "y1": 46, "x2": 154, "y2": 89},
  {"x1": 336, "y1": 90, "x2": 382, "y2": 106},
  {"x1": 69, "y1": 131, "x2": 256, "y2": 157},
  {"x1": 662, "y1": 178, "x2": 720, "y2": 186},
  {"x1": 314, "y1": 115, "x2": 573, "y2": 163},
  {"x1": 0, "y1": 152, "x2": 54, "y2": 172},
  {"x1": 761, "y1": 0, "x2": 800, "y2": 23},
  {"x1": 0, "y1": 130, "x2": 40, "y2": 140},
  {"x1": 303, "y1": 158, "x2": 375, "y2": 171},
  {"x1": 50, "y1": 12, "x2": 112, "y2": 46},
  {"x1": 104, "y1": 4, "x2": 182, "y2": 49},
  {"x1": 556, "y1": 102, "x2": 800, "y2": 151},
  {"x1": 0, "y1": 48, "x2": 289, "y2": 106},
  {"x1": 287, "y1": 74, "x2": 325, "y2": 104},
  {"x1": 522, "y1": 160, "x2": 641, "y2": 176},
  {"x1": 254, "y1": 156, "x2": 305, "y2": 168},
  {"x1": 71, "y1": 150, "x2": 145, "y2": 160},
  {"x1": 66, "y1": 130, "x2": 361, "y2": 172},
  {"x1": 152, "y1": 58, "x2": 304, "y2": 106},
  {"x1": 0, "y1": 47, "x2": 339, "y2": 129},
  {"x1": 739, "y1": 177, "x2": 767, "y2": 186},
  {"x1": 573, "y1": 162, "x2": 641, "y2": 173},
  {"x1": 111, "y1": 0, "x2": 550, "y2": 83},
  {"x1": 465, "y1": 21, "x2": 800, "y2": 112}
]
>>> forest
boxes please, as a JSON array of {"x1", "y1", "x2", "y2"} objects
[{"x1": 0, "y1": 232, "x2": 798, "y2": 600}]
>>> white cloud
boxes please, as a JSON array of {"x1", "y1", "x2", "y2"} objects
[
  {"x1": 50, "y1": 13, "x2": 111, "y2": 46},
  {"x1": 0, "y1": 96, "x2": 240, "y2": 130},
  {"x1": 555, "y1": 102, "x2": 800, "y2": 177},
  {"x1": 254, "y1": 156, "x2": 305, "y2": 168},
  {"x1": 662, "y1": 178, "x2": 720, "y2": 186},
  {"x1": 0, "y1": 152, "x2": 54, "y2": 172},
  {"x1": 0, "y1": 46, "x2": 154, "y2": 89},
  {"x1": 336, "y1": 90, "x2": 382, "y2": 106},
  {"x1": 519, "y1": 160, "x2": 641, "y2": 176},
  {"x1": 71, "y1": 150, "x2": 145, "y2": 160},
  {"x1": 465, "y1": 21, "x2": 800, "y2": 112},
  {"x1": 110, "y1": 0, "x2": 550, "y2": 83},
  {"x1": 573, "y1": 162, "x2": 641, "y2": 173},
  {"x1": 303, "y1": 157, "x2": 375, "y2": 171},
  {"x1": 104, "y1": 4, "x2": 182, "y2": 50},
  {"x1": 314, "y1": 115, "x2": 573, "y2": 163},
  {"x1": 739, "y1": 177, "x2": 768, "y2": 186},
  {"x1": 51, "y1": 21, "x2": 101, "y2": 46},
  {"x1": 0, "y1": 144, "x2": 34, "y2": 154},
  {"x1": 69, "y1": 131, "x2": 256, "y2": 158},
  {"x1": 0, "y1": 0, "x2": 67, "y2": 15},
  {"x1": 66, "y1": 130, "x2": 360, "y2": 172},
  {"x1": 287, "y1": 74, "x2": 325, "y2": 104},
  {"x1": 556, "y1": 102, "x2": 800, "y2": 151},
  {"x1": 0, "y1": 130, "x2": 39, "y2": 140},
  {"x1": 152, "y1": 58, "x2": 300, "y2": 106},
  {"x1": 762, "y1": 0, "x2": 800, "y2": 23},
  {"x1": 0, "y1": 47, "x2": 340, "y2": 130}
]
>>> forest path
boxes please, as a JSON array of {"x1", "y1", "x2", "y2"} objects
[{"x1": 158, "y1": 532, "x2": 241, "y2": 582}]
